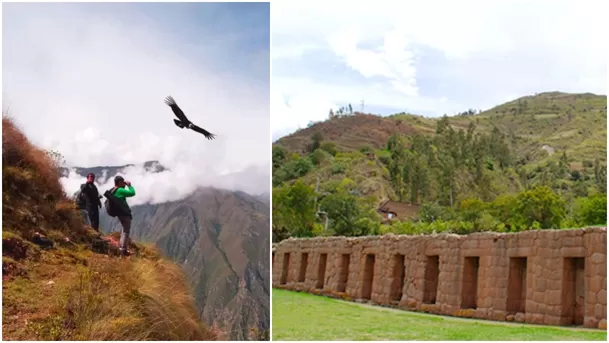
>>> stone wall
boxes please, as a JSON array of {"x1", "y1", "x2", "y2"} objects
[{"x1": 272, "y1": 227, "x2": 607, "y2": 329}]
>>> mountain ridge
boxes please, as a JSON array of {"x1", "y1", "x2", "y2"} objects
[{"x1": 275, "y1": 92, "x2": 606, "y2": 162}]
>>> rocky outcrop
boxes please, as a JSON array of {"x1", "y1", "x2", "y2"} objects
[{"x1": 272, "y1": 227, "x2": 607, "y2": 329}]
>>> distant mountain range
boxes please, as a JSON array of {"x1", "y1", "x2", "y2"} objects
[{"x1": 63, "y1": 162, "x2": 270, "y2": 340}]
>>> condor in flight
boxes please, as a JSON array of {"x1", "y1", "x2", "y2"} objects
[{"x1": 164, "y1": 96, "x2": 216, "y2": 140}]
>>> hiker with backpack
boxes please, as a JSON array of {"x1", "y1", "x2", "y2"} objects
[
  {"x1": 104, "y1": 175, "x2": 136, "y2": 257},
  {"x1": 74, "y1": 186, "x2": 91, "y2": 227},
  {"x1": 79, "y1": 173, "x2": 102, "y2": 231}
]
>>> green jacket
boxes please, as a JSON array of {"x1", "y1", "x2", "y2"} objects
[
  {"x1": 114, "y1": 185, "x2": 136, "y2": 207},
  {"x1": 114, "y1": 186, "x2": 135, "y2": 217}
]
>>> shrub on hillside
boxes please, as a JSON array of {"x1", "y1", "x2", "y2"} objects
[
  {"x1": 309, "y1": 148, "x2": 329, "y2": 166},
  {"x1": 513, "y1": 186, "x2": 566, "y2": 229},
  {"x1": 574, "y1": 194, "x2": 607, "y2": 226},
  {"x1": 320, "y1": 142, "x2": 337, "y2": 156},
  {"x1": 331, "y1": 161, "x2": 346, "y2": 175},
  {"x1": 272, "y1": 145, "x2": 287, "y2": 170},
  {"x1": 2, "y1": 117, "x2": 89, "y2": 240},
  {"x1": 274, "y1": 157, "x2": 314, "y2": 185}
]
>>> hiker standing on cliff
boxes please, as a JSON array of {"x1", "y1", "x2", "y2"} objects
[
  {"x1": 80, "y1": 173, "x2": 102, "y2": 231},
  {"x1": 105, "y1": 175, "x2": 136, "y2": 257}
]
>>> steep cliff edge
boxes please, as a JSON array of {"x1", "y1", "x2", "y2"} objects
[
  {"x1": 101, "y1": 188, "x2": 271, "y2": 340},
  {"x1": 1, "y1": 117, "x2": 220, "y2": 340}
]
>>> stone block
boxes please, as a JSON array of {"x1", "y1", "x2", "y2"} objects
[
  {"x1": 530, "y1": 313, "x2": 545, "y2": 325},
  {"x1": 545, "y1": 290, "x2": 562, "y2": 306},
  {"x1": 590, "y1": 276, "x2": 603, "y2": 293},
  {"x1": 595, "y1": 304, "x2": 604, "y2": 318},
  {"x1": 584, "y1": 316, "x2": 600, "y2": 328},
  {"x1": 598, "y1": 289, "x2": 606, "y2": 305},
  {"x1": 491, "y1": 311, "x2": 506, "y2": 321},
  {"x1": 545, "y1": 315, "x2": 562, "y2": 326}
]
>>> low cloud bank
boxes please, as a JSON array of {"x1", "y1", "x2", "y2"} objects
[{"x1": 60, "y1": 161, "x2": 269, "y2": 206}]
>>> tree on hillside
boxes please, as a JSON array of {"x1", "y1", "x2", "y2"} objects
[
  {"x1": 575, "y1": 194, "x2": 607, "y2": 226},
  {"x1": 386, "y1": 133, "x2": 402, "y2": 152},
  {"x1": 308, "y1": 132, "x2": 323, "y2": 153},
  {"x1": 309, "y1": 149, "x2": 327, "y2": 166},
  {"x1": 435, "y1": 115, "x2": 450, "y2": 135},
  {"x1": 513, "y1": 186, "x2": 565, "y2": 229},
  {"x1": 320, "y1": 191, "x2": 379, "y2": 236},
  {"x1": 488, "y1": 126, "x2": 511, "y2": 169},
  {"x1": 272, "y1": 146, "x2": 287, "y2": 171},
  {"x1": 273, "y1": 155, "x2": 313, "y2": 186},
  {"x1": 387, "y1": 134, "x2": 407, "y2": 201},
  {"x1": 402, "y1": 152, "x2": 429, "y2": 204},
  {"x1": 271, "y1": 188, "x2": 291, "y2": 242},
  {"x1": 320, "y1": 141, "x2": 337, "y2": 156},
  {"x1": 555, "y1": 151, "x2": 571, "y2": 180},
  {"x1": 594, "y1": 158, "x2": 607, "y2": 193},
  {"x1": 273, "y1": 181, "x2": 317, "y2": 238},
  {"x1": 433, "y1": 118, "x2": 459, "y2": 206}
]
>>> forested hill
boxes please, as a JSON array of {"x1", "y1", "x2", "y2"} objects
[{"x1": 271, "y1": 92, "x2": 607, "y2": 241}]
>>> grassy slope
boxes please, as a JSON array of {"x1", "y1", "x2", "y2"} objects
[
  {"x1": 1, "y1": 117, "x2": 220, "y2": 340},
  {"x1": 272, "y1": 289, "x2": 607, "y2": 341},
  {"x1": 278, "y1": 92, "x2": 606, "y2": 160},
  {"x1": 274, "y1": 92, "x2": 607, "y2": 202},
  {"x1": 100, "y1": 189, "x2": 271, "y2": 340}
]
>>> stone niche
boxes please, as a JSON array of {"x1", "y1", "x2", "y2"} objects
[{"x1": 272, "y1": 227, "x2": 607, "y2": 329}]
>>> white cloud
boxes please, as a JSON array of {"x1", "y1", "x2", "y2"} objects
[
  {"x1": 272, "y1": 0, "x2": 607, "y2": 139},
  {"x1": 3, "y1": 3, "x2": 270, "y2": 201},
  {"x1": 60, "y1": 163, "x2": 269, "y2": 206},
  {"x1": 328, "y1": 28, "x2": 418, "y2": 97}
]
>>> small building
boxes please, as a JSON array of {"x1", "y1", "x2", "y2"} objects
[{"x1": 376, "y1": 200, "x2": 420, "y2": 221}]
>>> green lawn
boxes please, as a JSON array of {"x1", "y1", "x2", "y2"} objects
[{"x1": 272, "y1": 289, "x2": 607, "y2": 341}]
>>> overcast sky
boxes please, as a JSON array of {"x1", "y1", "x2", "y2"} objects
[
  {"x1": 3, "y1": 2, "x2": 270, "y2": 200},
  {"x1": 271, "y1": 0, "x2": 607, "y2": 140}
]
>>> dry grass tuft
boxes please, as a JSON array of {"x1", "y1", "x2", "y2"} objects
[{"x1": 57, "y1": 258, "x2": 218, "y2": 341}]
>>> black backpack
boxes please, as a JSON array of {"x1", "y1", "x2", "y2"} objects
[
  {"x1": 104, "y1": 187, "x2": 119, "y2": 217},
  {"x1": 75, "y1": 185, "x2": 87, "y2": 209}
]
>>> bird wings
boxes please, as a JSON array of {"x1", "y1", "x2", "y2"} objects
[
  {"x1": 164, "y1": 95, "x2": 216, "y2": 140},
  {"x1": 190, "y1": 123, "x2": 216, "y2": 140},
  {"x1": 164, "y1": 96, "x2": 189, "y2": 123}
]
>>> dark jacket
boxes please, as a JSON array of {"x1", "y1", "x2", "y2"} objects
[
  {"x1": 104, "y1": 187, "x2": 133, "y2": 218},
  {"x1": 81, "y1": 182, "x2": 102, "y2": 210}
]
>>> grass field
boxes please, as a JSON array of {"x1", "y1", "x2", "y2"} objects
[{"x1": 272, "y1": 289, "x2": 607, "y2": 341}]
